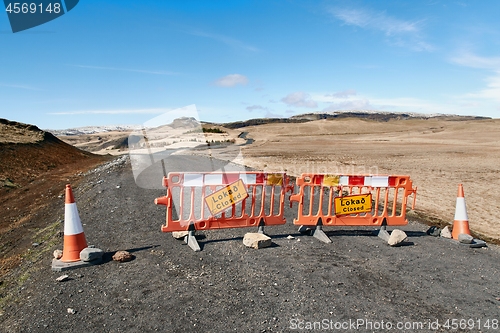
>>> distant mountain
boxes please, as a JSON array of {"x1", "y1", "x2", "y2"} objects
[
  {"x1": 48, "y1": 111, "x2": 492, "y2": 134},
  {"x1": 169, "y1": 117, "x2": 200, "y2": 129},
  {"x1": 221, "y1": 111, "x2": 491, "y2": 129},
  {"x1": 49, "y1": 125, "x2": 141, "y2": 136},
  {"x1": 49, "y1": 117, "x2": 202, "y2": 136}
]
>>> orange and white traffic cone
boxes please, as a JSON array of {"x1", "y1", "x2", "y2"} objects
[
  {"x1": 452, "y1": 184, "x2": 471, "y2": 240},
  {"x1": 60, "y1": 184, "x2": 88, "y2": 262}
]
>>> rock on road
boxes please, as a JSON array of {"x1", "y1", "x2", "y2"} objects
[{"x1": 2, "y1": 155, "x2": 500, "y2": 332}]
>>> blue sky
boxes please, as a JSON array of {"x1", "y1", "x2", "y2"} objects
[{"x1": 1, "y1": 0, "x2": 499, "y2": 129}]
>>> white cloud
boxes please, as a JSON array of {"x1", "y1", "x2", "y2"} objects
[
  {"x1": 49, "y1": 108, "x2": 169, "y2": 115},
  {"x1": 187, "y1": 30, "x2": 259, "y2": 52},
  {"x1": 213, "y1": 74, "x2": 249, "y2": 87},
  {"x1": 246, "y1": 105, "x2": 267, "y2": 112},
  {"x1": 330, "y1": 7, "x2": 420, "y2": 35},
  {"x1": 451, "y1": 52, "x2": 500, "y2": 103},
  {"x1": 0, "y1": 83, "x2": 42, "y2": 91},
  {"x1": 323, "y1": 99, "x2": 374, "y2": 112},
  {"x1": 69, "y1": 65, "x2": 179, "y2": 75},
  {"x1": 281, "y1": 92, "x2": 318, "y2": 108},
  {"x1": 265, "y1": 111, "x2": 283, "y2": 118},
  {"x1": 451, "y1": 52, "x2": 500, "y2": 69},
  {"x1": 329, "y1": 7, "x2": 432, "y2": 51},
  {"x1": 371, "y1": 97, "x2": 438, "y2": 109},
  {"x1": 314, "y1": 91, "x2": 451, "y2": 113},
  {"x1": 389, "y1": 38, "x2": 434, "y2": 52},
  {"x1": 461, "y1": 72, "x2": 500, "y2": 103},
  {"x1": 326, "y1": 89, "x2": 357, "y2": 98}
]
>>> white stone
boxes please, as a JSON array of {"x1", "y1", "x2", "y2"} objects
[
  {"x1": 440, "y1": 226, "x2": 452, "y2": 239},
  {"x1": 172, "y1": 231, "x2": 189, "y2": 239},
  {"x1": 243, "y1": 233, "x2": 272, "y2": 249},
  {"x1": 388, "y1": 229, "x2": 408, "y2": 246},
  {"x1": 56, "y1": 275, "x2": 69, "y2": 282},
  {"x1": 53, "y1": 249, "x2": 63, "y2": 259}
]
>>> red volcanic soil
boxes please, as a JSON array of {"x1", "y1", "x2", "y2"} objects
[{"x1": 0, "y1": 119, "x2": 110, "y2": 278}]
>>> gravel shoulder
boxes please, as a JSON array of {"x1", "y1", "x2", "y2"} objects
[{"x1": 1, "y1": 156, "x2": 500, "y2": 332}]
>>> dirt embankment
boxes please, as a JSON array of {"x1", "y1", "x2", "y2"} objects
[{"x1": 0, "y1": 119, "x2": 110, "y2": 278}]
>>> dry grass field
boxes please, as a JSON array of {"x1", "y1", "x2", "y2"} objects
[{"x1": 233, "y1": 117, "x2": 500, "y2": 241}]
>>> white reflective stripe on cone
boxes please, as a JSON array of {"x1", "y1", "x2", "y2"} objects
[
  {"x1": 454, "y1": 197, "x2": 469, "y2": 220},
  {"x1": 64, "y1": 203, "x2": 84, "y2": 235}
]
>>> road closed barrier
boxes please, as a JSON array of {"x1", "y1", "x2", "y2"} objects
[
  {"x1": 289, "y1": 174, "x2": 417, "y2": 243},
  {"x1": 155, "y1": 172, "x2": 291, "y2": 251}
]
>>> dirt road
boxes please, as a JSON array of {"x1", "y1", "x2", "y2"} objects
[{"x1": 1, "y1": 156, "x2": 500, "y2": 332}]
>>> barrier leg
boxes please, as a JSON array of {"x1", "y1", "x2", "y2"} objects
[
  {"x1": 184, "y1": 224, "x2": 201, "y2": 252},
  {"x1": 298, "y1": 225, "x2": 311, "y2": 234},
  {"x1": 376, "y1": 218, "x2": 390, "y2": 242},
  {"x1": 257, "y1": 218, "x2": 266, "y2": 234},
  {"x1": 380, "y1": 218, "x2": 387, "y2": 231},
  {"x1": 313, "y1": 218, "x2": 332, "y2": 244}
]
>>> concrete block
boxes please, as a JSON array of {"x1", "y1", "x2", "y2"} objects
[
  {"x1": 458, "y1": 233, "x2": 473, "y2": 244},
  {"x1": 80, "y1": 247, "x2": 104, "y2": 262}
]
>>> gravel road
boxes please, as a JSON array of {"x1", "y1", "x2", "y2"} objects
[{"x1": 2, "y1": 156, "x2": 500, "y2": 332}]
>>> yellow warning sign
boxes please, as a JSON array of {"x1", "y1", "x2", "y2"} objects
[
  {"x1": 334, "y1": 194, "x2": 372, "y2": 216},
  {"x1": 266, "y1": 173, "x2": 283, "y2": 186},
  {"x1": 323, "y1": 175, "x2": 340, "y2": 187},
  {"x1": 205, "y1": 179, "x2": 249, "y2": 216}
]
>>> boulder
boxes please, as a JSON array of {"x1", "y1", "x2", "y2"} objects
[
  {"x1": 388, "y1": 229, "x2": 408, "y2": 246},
  {"x1": 243, "y1": 233, "x2": 272, "y2": 249},
  {"x1": 112, "y1": 250, "x2": 134, "y2": 262}
]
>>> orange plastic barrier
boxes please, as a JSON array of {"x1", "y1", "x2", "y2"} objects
[
  {"x1": 155, "y1": 172, "x2": 291, "y2": 234},
  {"x1": 290, "y1": 174, "x2": 417, "y2": 227}
]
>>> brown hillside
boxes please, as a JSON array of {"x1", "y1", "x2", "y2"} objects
[{"x1": 0, "y1": 119, "x2": 110, "y2": 278}]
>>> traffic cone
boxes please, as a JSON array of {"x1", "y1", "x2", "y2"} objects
[
  {"x1": 60, "y1": 184, "x2": 88, "y2": 262},
  {"x1": 452, "y1": 184, "x2": 471, "y2": 240}
]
